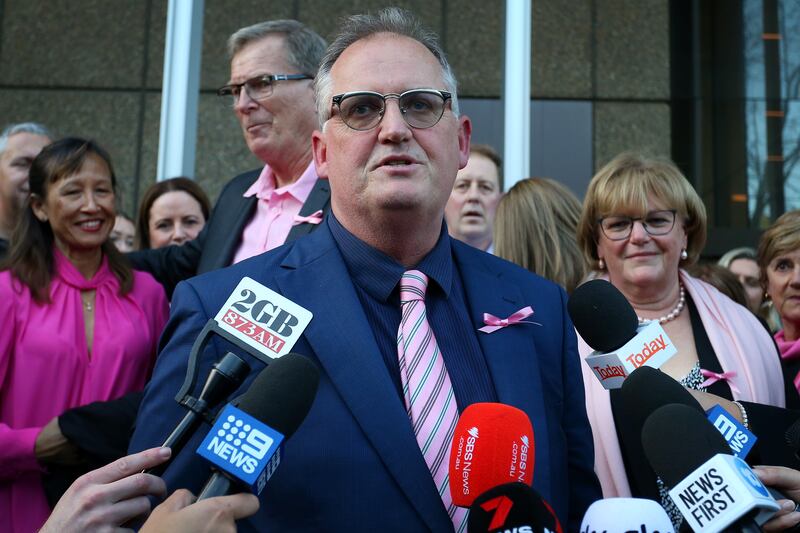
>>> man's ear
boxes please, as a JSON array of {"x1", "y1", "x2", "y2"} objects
[
  {"x1": 30, "y1": 194, "x2": 48, "y2": 222},
  {"x1": 312, "y1": 128, "x2": 329, "y2": 179},
  {"x1": 457, "y1": 115, "x2": 472, "y2": 170}
]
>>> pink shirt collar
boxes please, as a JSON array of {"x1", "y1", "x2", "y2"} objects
[{"x1": 243, "y1": 161, "x2": 318, "y2": 201}]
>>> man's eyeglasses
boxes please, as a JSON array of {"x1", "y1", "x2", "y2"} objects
[
  {"x1": 598, "y1": 209, "x2": 678, "y2": 241},
  {"x1": 217, "y1": 74, "x2": 313, "y2": 107},
  {"x1": 331, "y1": 89, "x2": 452, "y2": 131}
]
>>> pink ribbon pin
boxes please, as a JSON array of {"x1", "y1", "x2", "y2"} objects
[
  {"x1": 293, "y1": 209, "x2": 323, "y2": 226},
  {"x1": 700, "y1": 369, "x2": 740, "y2": 394},
  {"x1": 478, "y1": 306, "x2": 539, "y2": 334}
]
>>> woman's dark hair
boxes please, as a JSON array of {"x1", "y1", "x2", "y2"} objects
[
  {"x1": 2, "y1": 137, "x2": 132, "y2": 302},
  {"x1": 135, "y1": 177, "x2": 211, "y2": 249}
]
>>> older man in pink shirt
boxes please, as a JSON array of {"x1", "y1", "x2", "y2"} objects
[{"x1": 130, "y1": 19, "x2": 330, "y2": 295}]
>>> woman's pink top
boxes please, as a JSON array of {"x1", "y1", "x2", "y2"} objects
[{"x1": 0, "y1": 250, "x2": 168, "y2": 532}]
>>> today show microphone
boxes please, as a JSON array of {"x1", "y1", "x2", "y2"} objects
[
  {"x1": 195, "y1": 353, "x2": 320, "y2": 500},
  {"x1": 580, "y1": 497, "x2": 675, "y2": 533},
  {"x1": 146, "y1": 352, "x2": 251, "y2": 477},
  {"x1": 642, "y1": 404, "x2": 779, "y2": 532},
  {"x1": 449, "y1": 403, "x2": 535, "y2": 508},
  {"x1": 468, "y1": 482, "x2": 563, "y2": 533},
  {"x1": 568, "y1": 279, "x2": 677, "y2": 389}
]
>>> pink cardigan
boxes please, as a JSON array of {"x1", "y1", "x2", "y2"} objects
[
  {"x1": 579, "y1": 271, "x2": 785, "y2": 497},
  {"x1": 0, "y1": 250, "x2": 168, "y2": 532}
]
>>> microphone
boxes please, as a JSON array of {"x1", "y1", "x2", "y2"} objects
[
  {"x1": 195, "y1": 353, "x2": 320, "y2": 499},
  {"x1": 147, "y1": 352, "x2": 251, "y2": 477},
  {"x1": 580, "y1": 497, "x2": 675, "y2": 533},
  {"x1": 467, "y1": 482, "x2": 563, "y2": 533},
  {"x1": 642, "y1": 404, "x2": 779, "y2": 532},
  {"x1": 568, "y1": 280, "x2": 677, "y2": 389},
  {"x1": 449, "y1": 403, "x2": 534, "y2": 508},
  {"x1": 620, "y1": 366, "x2": 757, "y2": 459},
  {"x1": 618, "y1": 366, "x2": 705, "y2": 425}
]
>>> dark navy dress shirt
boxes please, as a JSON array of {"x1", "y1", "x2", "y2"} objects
[{"x1": 328, "y1": 214, "x2": 497, "y2": 411}]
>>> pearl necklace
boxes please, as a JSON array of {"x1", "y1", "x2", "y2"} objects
[{"x1": 637, "y1": 284, "x2": 685, "y2": 325}]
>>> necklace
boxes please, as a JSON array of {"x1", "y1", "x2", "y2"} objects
[
  {"x1": 637, "y1": 283, "x2": 685, "y2": 325},
  {"x1": 81, "y1": 293, "x2": 94, "y2": 313}
]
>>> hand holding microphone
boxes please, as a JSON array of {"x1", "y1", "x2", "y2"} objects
[
  {"x1": 139, "y1": 489, "x2": 259, "y2": 533},
  {"x1": 40, "y1": 447, "x2": 170, "y2": 533},
  {"x1": 752, "y1": 466, "x2": 800, "y2": 531}
]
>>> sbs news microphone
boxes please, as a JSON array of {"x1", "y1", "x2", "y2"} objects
[
  {"x1": 468, "y1": 482, "x2": 562, "y2": 533},
  {"x1": 568, "y1": 280, "x2": 676, "y2": 389},
  {"x1": 449, "y1": 403, "x2": 534, "y2": 508},
  {"x1": 579, "y1": 497, "x2": 675, "y2": 533},
  {"x1": 642, "y1": 404, "x2": 779, "y2": 532},
  {"x1": 146, "y1": 352, "x2": 250, "y2": 476},
  {"x1": 195, "y1": 353, "x2": 320, "y2": 499}
]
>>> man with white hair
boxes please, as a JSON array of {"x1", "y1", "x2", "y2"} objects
[{"x1": 0, "y1": 122, "x2": 52, "y2": 256}]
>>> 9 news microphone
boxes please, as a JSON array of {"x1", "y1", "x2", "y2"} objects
[
  {"x1": 195, "y1": 353, "x2": 320, "y2": 499},
  {"x1": 147, "y1": 352, "x2": 250, "y2": 477},
  {"x1": 449, "y1": 403, "x2": 534, "y2": 508},
  {"x1": 579, "y1": 497, "x2": 674, "y2": 533},
  {"x1": 468, "y1": 482, "x2": 562, "y2": 533},
  {"x1": 568, "y1": 280, "x2": 677, "y2": 389},
  {"x1": 642, "y1": 404, "x2": 779, "y2": 532}
]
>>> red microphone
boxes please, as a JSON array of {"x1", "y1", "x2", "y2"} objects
[{"x1": 449, "y1": 403, "x2": 535, "y2": 508}]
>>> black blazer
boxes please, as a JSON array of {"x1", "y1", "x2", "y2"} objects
[{"x1": 129, "y1": 168, "x2": 331, "y2": 296}]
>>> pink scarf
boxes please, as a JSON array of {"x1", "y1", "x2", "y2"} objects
[{"x1": 775, "y1": 330, "x2": 800, "y2": 391}]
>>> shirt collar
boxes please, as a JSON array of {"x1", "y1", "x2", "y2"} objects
[
  {"x1": 328, "y1": 213, "x2": 453, "y2": 302},
  {"x1": 243, "y1": 160, "x2": 318, "y2": 201}
]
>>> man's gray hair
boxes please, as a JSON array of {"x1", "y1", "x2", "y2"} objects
[
  {"x1": 227, "y1": 20, "x2": 327, "y2": 77},
  {"x1": 0, "y1": 122, "x2": 52, "y2": 154},
  {"x1": 314, "y1": 7, "x2": 460, "y2": 128}
]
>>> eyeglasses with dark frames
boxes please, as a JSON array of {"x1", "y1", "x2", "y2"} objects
[
  {"x1": 598, "y1": 209, "x2": 678, "y2": 241},
  {"x1": 331, "y1": 89, "x2": 452, "y2": 131},
  {"x1": 217, "y1": 73, "x2": 313, "y2": 107}
]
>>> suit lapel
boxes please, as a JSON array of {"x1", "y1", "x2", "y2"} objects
[
  {"x1": 213, "y1": 170, "x2": 260, "y2": 270},
  {"x1": 285, "y1": 178, "x2": 331, "y2": 243},
  {"x1": 453, "y1": 244, "x2": 551, "y2": 490},
  {"x1": 273, "y1": 227, "x2": 454, "y2": 531}
]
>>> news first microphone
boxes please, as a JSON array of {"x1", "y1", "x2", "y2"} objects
[
  {"x1": 568, "y1": 279, "x2": 677, "y2": 389},
  {"x1": 642, "y1": 404, "x2": 779, "y2": 532},
  {"x1": 468, "y1": 482, "x2": 562, "y2": 533},
  {"x1": 580, "y1": 498, "x2": 675, "y2": 533},
  {"x1": 449, "y1": 403, "x2": 535, "y2": 508},
  {"x1": 195, "y1": 353, "x2": 320, "y2": 499}
]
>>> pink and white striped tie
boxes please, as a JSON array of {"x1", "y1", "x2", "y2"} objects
[{"x1": 397, "y1": 270, "x2": 468, "y2": 531}]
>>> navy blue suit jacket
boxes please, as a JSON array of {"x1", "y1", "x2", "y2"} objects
[{"x1": 130, "y1": 222, "x2": 600, "y2": 532}]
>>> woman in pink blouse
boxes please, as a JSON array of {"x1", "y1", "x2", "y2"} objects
[{"x1": 0, "y1": 138, "x2": 168, "y2": 532}]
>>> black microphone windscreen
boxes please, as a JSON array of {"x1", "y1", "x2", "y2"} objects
[
  {"x1": 568, "y1": 279, "x2": 638, "y2": 352},
  {"x1": 468, "y1": 482, "x2": 562, "y2": 533},
  {"x1": 641, "y1": 404, "x2": 731, "y2": 488},
  {"x1": 619, "y1": 366, "x2": 704, "y2": 426},
  {"x1": 236, "y1": 353, "x2": 320, "y2": 438}
]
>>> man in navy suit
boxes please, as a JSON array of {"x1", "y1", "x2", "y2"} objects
[{"x1": 130, "y1": 8, "x2": 600, "y2": 531}]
